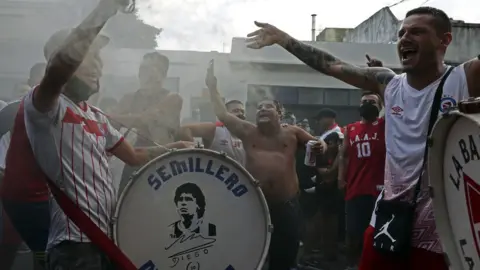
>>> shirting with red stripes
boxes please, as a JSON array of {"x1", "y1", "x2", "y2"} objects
[{"x1": 23, "y1": 89, "x2": 124, "y2": 250}]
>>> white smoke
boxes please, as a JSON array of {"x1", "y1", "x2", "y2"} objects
[{"x1": 136, "y1": 0, "x2": 263, "y2": 51}]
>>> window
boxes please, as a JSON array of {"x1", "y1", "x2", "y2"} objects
[
  {"x1": 298, "y1": 87, "x2": 324, "y2": 105},
  {"x1": 349, "y1": 90, "x2": 362, "y2": 106},
  {"x1": 324, "y1": 89, "x2": 349, "y2": 106}
]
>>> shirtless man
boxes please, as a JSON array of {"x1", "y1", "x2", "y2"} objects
[
  {"x1": 246, "y1": 6, "x2": 480, "y2": 270},
  {"x1": 177, "y1": 100, "x2": 246, "y2": 165},
  {"x1": 205, "y1": 60, "x2": 326, "y2": 270}
]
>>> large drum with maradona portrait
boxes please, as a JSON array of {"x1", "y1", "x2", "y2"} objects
[
  {"x1": 428, "y1": 97, "x2": 480, "y2": 270},
  {"x1": 114, "y1": 148, "x2": 272, "y2": 270}
]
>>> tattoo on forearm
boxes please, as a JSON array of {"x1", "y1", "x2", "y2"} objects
[
  {"x1": 284, "y1": 38, "x2": 395, "y2": 88},
  {"x1": 284, "y1": 38, "x2": 340, "y2": 74}
]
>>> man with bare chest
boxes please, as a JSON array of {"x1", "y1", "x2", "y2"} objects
[{"x1": 205, "y1": 61, "x2": 326, "y2": 270}]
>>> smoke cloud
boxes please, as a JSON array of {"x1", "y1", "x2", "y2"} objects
[{"x1": 136, "y1": 0, "x2": 263, "y2": 51}]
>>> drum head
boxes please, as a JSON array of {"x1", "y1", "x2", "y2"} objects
[
  {"x1": 114, "y1": 149, "x2": 271, "y2": 270},
  {"x1": 428, "y1": 111, "x2": 480, "y2": 270}
]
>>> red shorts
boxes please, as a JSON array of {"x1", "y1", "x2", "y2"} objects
[
  {"x1": 359, "y1": 226, "x2": 448, "y2": 270},
  {"x1": 1, "y1": 209, "x2": 22, "y2": 246}
]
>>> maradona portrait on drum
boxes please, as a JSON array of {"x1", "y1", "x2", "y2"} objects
[{"x1": 168, "y1": 183, "x2": 217, "y2": 239}]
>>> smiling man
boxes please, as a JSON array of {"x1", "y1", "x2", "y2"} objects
[{"x1": 246, "y1": 6, "x2": 480, "y2": 270}]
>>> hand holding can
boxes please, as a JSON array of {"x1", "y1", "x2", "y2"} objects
[{"x1": 304, "y1": 140, "x2": 317, "y2": 167}]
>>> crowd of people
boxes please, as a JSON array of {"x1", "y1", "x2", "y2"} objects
[{"x1": 0, "y1": 0, "x2": 479, "y2": 270}]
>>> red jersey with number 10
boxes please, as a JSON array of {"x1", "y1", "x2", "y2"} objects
[{"x1": 344, "y1": 118, "x2": 385, "y2": 201}]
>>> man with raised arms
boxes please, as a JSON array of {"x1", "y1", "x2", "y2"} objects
[
  {"x1": 177, "y1": 99, "x2": 246, "y2": 166},
  {"x1": 0, "y1": 0, "x2": 194, "y2": 269},
  {"x1": 246, "y1": 6, "x2": 480, "y2": 270},
  {"x1": 205, "y1": 60, "x2": 326, "y2": 270}
]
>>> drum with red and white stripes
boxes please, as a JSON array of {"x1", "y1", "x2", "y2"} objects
[
  {"x1": 428, "y1": 98, "x2": 480, "y2": 270},
  {"x1": 114, "y1": 148, "x2": 271, "y2": 270}
]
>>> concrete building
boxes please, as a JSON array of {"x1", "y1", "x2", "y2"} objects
[{"x1": 1, "y1": 5, "x2": 479, "y2": 127}]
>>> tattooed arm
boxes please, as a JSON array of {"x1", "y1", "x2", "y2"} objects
[
  {"x1": 282, "y1": 38, "x2": 396, "y2": 98},
  {"x1": 246, "y1": 22, "x2": 396, "y2": 98},
  {"x1": 110, "y1": 140, "x2": 195, "y2": 166}
]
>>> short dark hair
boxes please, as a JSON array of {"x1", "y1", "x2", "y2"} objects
[
  {"x1": 143, "y1": 52, "x2": 170, "y2": 69},
  {"x1": 315, "y1": 108, "x2": 336, "y2": 120},
  {"x1": 258, "y1": 99, "x2": 283, "y2": 117},
  {"x1": 406, "y1": 7, "x2": 452, "y2": 34},
  {"x1": 225, "y1": 100, "x2": 243, "y2": 109},
  {"x1": 362, "y1": 91, "x2": 383, "y2": 106},
  {"x1": 174, "y1": 183, "x2": 206, "y2": 218}
]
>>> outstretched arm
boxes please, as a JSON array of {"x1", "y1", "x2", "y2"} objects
[
  {"x1": 206, "y1": 60, "x2": 254, "y2": 140},
  {"x1": 35, "y1": 0, "x2": 119, "y2": 112},
  {"x1": 246, "y1": 22, "x2": 396, "y2": 98}
]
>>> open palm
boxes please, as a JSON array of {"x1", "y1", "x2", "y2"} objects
[{"x1": 246, "y1": 21, "x2": 288, "y2": 49}]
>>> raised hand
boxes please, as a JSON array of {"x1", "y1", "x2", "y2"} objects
[
  {"x1": 366, "y1": 54, "x2": 383, "y2": 67},
  {"x1": 246, "y1": 21, "x2": 289, "y2": 49},
  {"x1": 205, "y1": 60, "x2": 217, "y2": 90}
]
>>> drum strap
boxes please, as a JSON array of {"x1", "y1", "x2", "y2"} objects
[
  {"x1": 46, "y1": 179, "x2": 137, "y2": 270},
  {"x1": 413, "y1": 66, "x2": 455, "y2": 204}
]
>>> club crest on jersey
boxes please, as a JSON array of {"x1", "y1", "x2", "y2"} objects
[
  {"x1": 440, "y1": 95, "x2": 457, "y2": 113},
  {"x1": 391, "y1": 106, "x2": 403, "y2": 116}
]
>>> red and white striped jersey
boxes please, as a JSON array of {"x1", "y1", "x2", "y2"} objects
[{"x1": 23, "y1": 88, "x2": 124, "y2": 250}]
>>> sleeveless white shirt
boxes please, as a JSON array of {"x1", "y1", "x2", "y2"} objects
[
  {"x1": 370, "y1": 65, "x2": 470, "y2": 253},
  {"x1": 210, "y1": 126, "x2": 246, "y2": 167}
]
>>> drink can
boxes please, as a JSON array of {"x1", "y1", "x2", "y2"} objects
[{"x1": 304, "y1": 140, "x2": 317, "y2": 167}]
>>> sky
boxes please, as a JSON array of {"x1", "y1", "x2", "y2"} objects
[{"x1": 135, "y1": 0, "x2": 480, "y2": 52}]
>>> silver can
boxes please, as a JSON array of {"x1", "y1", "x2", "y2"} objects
[{"x1": 304, "y1": 140, "x2": 317, "y2": 167}]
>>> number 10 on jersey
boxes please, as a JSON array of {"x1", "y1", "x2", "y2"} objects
[{"x1": 356, "y1": 142, "x2": 371, "y2": 158}]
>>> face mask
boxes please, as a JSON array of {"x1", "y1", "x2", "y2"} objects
[
  {"x1": 359, "y1": 103, "x2": 380, "y2": 121},
  {"x1": 64, "y1": 76, "x2": 98, "y2": 103}
]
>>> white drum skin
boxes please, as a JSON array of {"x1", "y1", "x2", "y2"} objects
[
  {"x1": 428, "y1": 110, "x2": 480, "y2": 270},
  {"x1": 114, "y1": 149, "x2": 271, "y2": 270}
]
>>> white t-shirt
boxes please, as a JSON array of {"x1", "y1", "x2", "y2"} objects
[
  {"x1": 24, "y1": 89, "x2": 124, "y2": 250},
  {"x1": 369, "y1": 65, "x2": 469, "y2": 253},
  {"x1": 210, "y1": 126, "x2": 246, "y2": 166}
]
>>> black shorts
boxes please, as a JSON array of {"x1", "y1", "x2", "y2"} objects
[
  {"x1": 2, "y1": 200, "x2": 50, "y2": 253},
  {"x1": 345, "y1": 195, "x2": 376, "y2": 239},
  {"x1": 268, "y1": 197, "x2": 301, "y2": 270}
]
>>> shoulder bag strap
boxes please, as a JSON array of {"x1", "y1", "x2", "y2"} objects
[
  {"x1": 47, "y1": 179, "x2": 136, "y2": 270},
  {"x1": 413, "y1": 66, "x2": 455, "y2": 203}
]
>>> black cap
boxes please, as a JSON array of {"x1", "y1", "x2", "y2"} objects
[{"x1": 314, "y1": 108, "x2": 337, "y2": 120}]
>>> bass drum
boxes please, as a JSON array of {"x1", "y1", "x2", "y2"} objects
[
  {"x1": 428, "y1": 99, "x2": 480, "y2": 270},
  {"x1": 114, "y1": 148, "x2": 272, "y2": 270},
  {"x1": 108, "y1": 127, "x2": 137, "y2": 194}
]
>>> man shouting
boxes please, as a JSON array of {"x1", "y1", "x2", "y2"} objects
[{"x1": 205, "y1": 60, "x2": 326, "y2": 270}]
